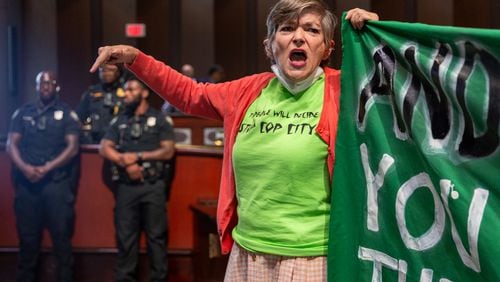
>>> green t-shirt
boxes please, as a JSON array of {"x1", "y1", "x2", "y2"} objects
[{"x1": 232, "y1": 76, "x2": 330, "y2": 256}]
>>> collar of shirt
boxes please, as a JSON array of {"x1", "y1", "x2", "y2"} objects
[
  {"x1": 36, "y1": 98, "x2": 58, "y2": 115},
  {"x1": 270, "y1": 64, "x2": 324, "y2": 95}
]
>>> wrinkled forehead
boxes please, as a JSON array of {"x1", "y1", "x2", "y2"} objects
[{"x1": 277, "y1": 7, "x2": 323, "y2": 27}]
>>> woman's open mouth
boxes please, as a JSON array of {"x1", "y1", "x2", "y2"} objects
[{"x1": 289, "y1": 49, "x2": 307, "y2": 68}]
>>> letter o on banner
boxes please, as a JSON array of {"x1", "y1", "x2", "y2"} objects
[{"x1": 396, "y1": 173, "x2": 445, "y2": 251}]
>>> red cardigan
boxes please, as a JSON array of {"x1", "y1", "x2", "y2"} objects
[{"x1": 128, "y1": 52, "x2": 341, "y2": 254}]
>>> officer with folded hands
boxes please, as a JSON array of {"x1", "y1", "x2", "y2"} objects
[{"x1": 99, "y1": 76, "x2": 175, "y2": 282}]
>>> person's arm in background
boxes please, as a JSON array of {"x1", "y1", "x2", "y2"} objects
[
  {"x1": 122, "y1": 113, "x2": 175, "y2": 163},
  {"x1": 100, "y1": 138, "x2": 143, "y2": 181},
  {"x1": 35, "y1": 108, "x2": 81, "y2": 178},
  {"x1": 6, "y1": 132, "x2": 41, "y2": 183},
  {"x1": 99, "y1": 117, "x2": 145, "y2": 182},
  {"x1": 89, "y1": 45, "x2": 271, "y2": 121},
  {"x1": 121, "y1": 139, "x2": 175, "y2": 165},
  {"x1": 34, "y1": 134, "x2": 79, "y2": 179}
]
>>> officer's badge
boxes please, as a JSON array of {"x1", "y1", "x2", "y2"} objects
[
  {"x1": 116, "y1": 88, "x2": 125, "y2": 97},
  {"x1": 54, "y1": 110, "x2": 64, "y2": 120},
  {"x1": 70, "y1": 111, "x2": 80, "y2": 122},
  {"x1": 147, "y1": 117, "x2": 156, "y2": 127},
  {"x1": 92, "y1": 92, "x2": 103, "y2": 98}
]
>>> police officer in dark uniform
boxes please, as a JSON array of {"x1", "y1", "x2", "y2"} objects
[
  {"x1": 77, "y1": 64, "x2": 125, "y2": 144},
  {"x1": 6, "y1": 71, "x2": 80, "y2": 282},
  {"x1": 99, "y1": 77, "x2": 175, "y2": 282}
]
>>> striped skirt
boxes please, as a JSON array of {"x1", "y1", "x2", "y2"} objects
[{"x1": 224, "y1": 243, "x2": 327, "y2": 282}]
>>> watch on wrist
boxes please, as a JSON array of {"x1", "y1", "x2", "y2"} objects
[{"x1": 136, "y1": 152, "x2": 143, "y2": 163}]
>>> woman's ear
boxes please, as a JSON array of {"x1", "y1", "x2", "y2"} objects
[
  {"x1": 263, "y1": 39, "x2": 273, "y2": 59},
  {"x1": 323, "y1": 39, "x2": 335, "y2": 60}
]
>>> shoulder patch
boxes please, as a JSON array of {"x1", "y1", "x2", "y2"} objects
[{"x1": 92, "y1": 92, "x2": 103, "y2": 98}]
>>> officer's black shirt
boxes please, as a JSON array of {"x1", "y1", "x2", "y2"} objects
[
  {"x1": 104, "y1": 107, "x2": 174, "y2": 153},
  {"x1": 9, "y1": 99, "x2": 80, "y2": 166},
  {"x1": 76, "y1": 81, "x2": 125, "y2": 143}
]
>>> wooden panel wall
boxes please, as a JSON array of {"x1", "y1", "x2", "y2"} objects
[
  {"x1": 136, "y1": 0, "x2": 173, "y2": 65},
  {"x1": 181, "y1": 0, "x2": 215, "y2": 81},
  {"x1": 454, "y1": 0, "x2": 497, "y2": 28},
  {"x1": 0, "y1": 152, "x2": 15, "y2": 244},
  {"x1": 0, "y1": 0, "x2": 21, "y2": 139},
  {"x1": 371, "y1": 0, "x2": 408, "y2": 21},
  {"x1": 419, "y1": 0, "x2": 453, "y2": 25},
  {"x1": 256, "y1": 0, "x2": 277, "y2": 73},
  {"x1": 56, "y1": 0, "x2": 93, "y2": 109},
  {"x1": 3, "y1": 0, "x2": 496, "y2": 123},
  {"x1": 0, "y1": 0, "x2": 6, "y2": 138},
  {"x1": 22, "y1": 0, "x2": 58, "y2": 104},
  {"x1": 214, "y1": 0, "x2": 251, "y2": 80}
]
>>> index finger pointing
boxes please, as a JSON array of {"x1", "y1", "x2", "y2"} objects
[{"x1": 89, "y1": 47, "x2": 109, "y2": 73}]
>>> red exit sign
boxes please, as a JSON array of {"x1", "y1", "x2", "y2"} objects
[{"x1": 125, "y1": 23, "x2": 146, "y2": 38}]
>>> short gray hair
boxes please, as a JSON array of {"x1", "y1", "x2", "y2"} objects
[{"x1": 265, "y1": 0, "x2": 337, "y2": 65}]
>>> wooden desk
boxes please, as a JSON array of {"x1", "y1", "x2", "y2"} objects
[{"x1": 0, "y1": 144, "x2": 223, "y2": 252}]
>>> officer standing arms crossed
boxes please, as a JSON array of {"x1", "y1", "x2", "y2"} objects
[
  {"x1": 99, "y1": 77, "x2": 175, "y2": 281},
  {"x1": 6, "y1": 71, "x2": 80, "y2": 282}
]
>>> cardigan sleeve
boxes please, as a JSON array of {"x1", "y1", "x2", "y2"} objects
[{"x1": 128, "y1": 52, "x2": 230, "y2": 120}]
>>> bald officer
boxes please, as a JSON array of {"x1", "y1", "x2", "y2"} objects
[{"x1": 7, "y1": 71, "x2": 80, "y2": 282}]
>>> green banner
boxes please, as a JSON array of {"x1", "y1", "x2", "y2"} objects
[{"x1": 328, "y1": 16, "x2": 500, "y2": 281}]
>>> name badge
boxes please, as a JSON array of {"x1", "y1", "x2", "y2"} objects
[{"x1": 54, "y1": 110, "x2": 64, "y2": 120}]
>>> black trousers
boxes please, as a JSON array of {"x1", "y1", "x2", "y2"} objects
[
  {"x1": 114, "y1": 179, "x2": 168, "y2": 282},
  {"x1": 13, "y1": 176, "x2": 76, "y2": 282}
]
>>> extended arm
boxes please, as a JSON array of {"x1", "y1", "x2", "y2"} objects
[
  {"x1": 6, "y1": 132, "x2": 40, "y2": 182},
  {"x1": 90, "y1": 45, "x2": 139, "y2": 73},
  {"x1": 121, "y1": 140, "x2": 175, "y2": 164}
]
